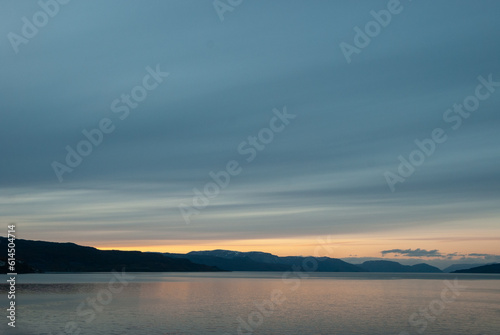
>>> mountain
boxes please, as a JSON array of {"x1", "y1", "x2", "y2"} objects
[
  {"x1": 279, "y1": 256, "x2": 364, "y2": 272},
  {"x1": 452, "y1": 263, "x2": 500, "y2": 273},
  {"x1": 358, "y1": 260, "x2": 442, "y2": 273},
  {"x1": 0, "y1": 237, "x2": 219, "y2": 273},
  {"x1": 190, "y1": 250, "x2": 283, "y2": 264},
  {"x1": 442, "y1": 263, "x2": 490, "y2": 273},
  {"x1": 0, "y1": 238, "x2": 463, "y2": 274},
  {"x1": 165, "y1": 252, "x2": 290, "y2": 271},
  {"x1": 166, "y1": 249, "x2": 366, "y2": 272},
  {"x1": 167, "y1": 250, "x2": 446, "y2": 273}
]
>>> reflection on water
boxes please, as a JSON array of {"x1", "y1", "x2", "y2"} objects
[{"x1": 0, "y1": 273, "x2": 499, "y2": 334}]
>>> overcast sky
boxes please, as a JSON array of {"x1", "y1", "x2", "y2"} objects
[{"x1": 1, "y1": 0, "x2": 499, "y2": 265}]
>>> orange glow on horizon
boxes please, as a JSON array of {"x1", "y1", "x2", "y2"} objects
[{"x1": 92, "y1": 233, "x2": 500, "y2": 259}]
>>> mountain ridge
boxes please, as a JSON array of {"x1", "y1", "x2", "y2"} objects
[
  {"x1": 0, "y1": 238, "x2": 476, "y2": 274},
  {"x1": 452, "y1": 263, "x2": 500, "y2": 273},
  {"x1": 0, "y1": 237, "x2": 220, "y2": 273},
  {"x1": 166, "y1": 249, "x2": 444, "y2": 273},
  {"x1": 357, "y1": 260, "x2": 442, "y2": 273},
  {"x1": 166, "y1": 250, "x2": 363, "y2": 272}
]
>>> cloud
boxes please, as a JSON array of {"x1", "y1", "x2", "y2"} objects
[
  {"x1": 381, "y1": 248, "x2": 444, "y2": 258},
  {"x1": 467, "y1": 253, "x2": 500, "y2": 261}
]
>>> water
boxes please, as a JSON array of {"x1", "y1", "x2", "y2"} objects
[{"x1": 1, "y1": 272, "x2": 499, "y2": 334}]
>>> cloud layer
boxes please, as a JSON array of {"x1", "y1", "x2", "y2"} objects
[
  {"x1": 381, "y1": 248, "x2": 443, "y2": 258},
  {"x1": 1, "y1": 1, "x2": 500, "y2": 255}
]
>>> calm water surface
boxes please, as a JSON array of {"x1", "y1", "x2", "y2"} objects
[{"x1": 1, "y1": 272, "x2": 499, "y2": 334}]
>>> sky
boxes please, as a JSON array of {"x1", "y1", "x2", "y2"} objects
[{"x1": 1, "y1": 0, "x2": 500, "y2": 268}]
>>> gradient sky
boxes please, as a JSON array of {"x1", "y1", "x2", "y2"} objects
[{"x1": 1, "y1": 0, "x2": 500, "y2": 267}]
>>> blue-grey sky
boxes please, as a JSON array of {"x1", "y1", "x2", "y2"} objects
[{"x1": 1, "y1": 0, "x2": 499, "y2": 264}]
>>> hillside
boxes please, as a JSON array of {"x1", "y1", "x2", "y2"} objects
[
  {"x1": 358, "y1": 260, "x2": 442, "y2": 273},
  {"x1": 166, "y1": 249, "x2": 367, "y2": 272},
  {"x1": 453, "y1": 263, "x2": 500, "y2": 273},
  {"x1": 442, "y1": 263, "x2": 490, "y2": 273},
  {"x1": 0, "y1": 238, "x2": 458, "y2": 274},
  {"x1": 0, "y1": 237, "x2": 219, "y2": 273}
]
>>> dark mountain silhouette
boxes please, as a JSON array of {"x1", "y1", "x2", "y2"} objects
[
  {"x1": 165, "y1": 252, "x2": 290, "y2": 271},
  {"x1": 0, "y1": 237, "x2": 219, "y2": 273},
  {"x1": 166, "y1": 249, "x2": 366, "y2": 272},
  {"x1": 442, "y1": 263, "x2": 491, "y2": 273},
  {"x1": 358, "y1": 260, "x2": 442, "y2": 273},
  {"x1": 0, "y1": 238, "x2": 455, "y2": 274},
  {"x1": 452, "y1": 263, "x2": 500, "y2": 273}
]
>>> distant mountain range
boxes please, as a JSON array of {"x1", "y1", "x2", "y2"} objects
[
  {"x1": 452, "y1": 263, "x2": 500, "y2": 273},
  {"x1": 356, "y1": 260, "x2": 442, "y2": 273},
  {"x1": 165, "y1": 250, "x2": 444, "y2": 273},
  {"x1": 0, "y1": 237, "x2": 219, "y2": 273},
  {"x1": 1, "y1": 238, "x2": 498, "y2": 274},
  {"x1": 442, "y1": 263, "x2": 492, "y2": 273},
  {"x1": 165, "y1": 250, "x2": 364, "y2": 272}
]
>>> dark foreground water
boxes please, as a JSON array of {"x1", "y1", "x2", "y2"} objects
[{"x1": 1, "y1": 272, "x2": 499, "y2": 334}]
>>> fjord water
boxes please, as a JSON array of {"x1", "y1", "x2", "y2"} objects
[{"x1": 1, "y1": 273, "x2": 499, "y2": 334}]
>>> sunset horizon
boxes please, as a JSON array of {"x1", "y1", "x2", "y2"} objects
[
  {"x1": 17, "y1": 233, "x2": 500, "y2": 269},
  {"x1": 2, "y1": 1, "x2": 499, "y2": 334}
]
